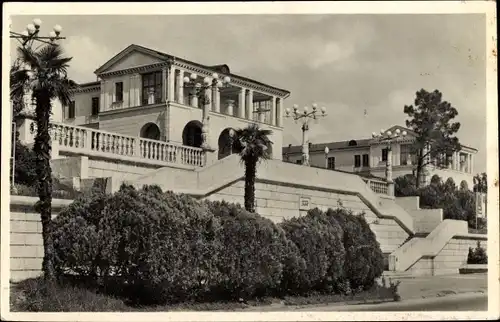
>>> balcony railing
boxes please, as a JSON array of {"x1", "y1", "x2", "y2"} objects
[
  {"x1": 362, "y1": 177, "x2": 389, "y2": 195},
  {"x1": 48, "y1": 122, "x2": 205, "y2": 167}
]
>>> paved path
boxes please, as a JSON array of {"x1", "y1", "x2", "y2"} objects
[
  {"x1": 293, "y1": 293, "x2": 487, "y2": 311},
  {"x1": 244, "y1": 273, "x2": 489, "y2": 312},
  {"x1": 389, "y1": 273, "x2": 487, "y2": 300}
]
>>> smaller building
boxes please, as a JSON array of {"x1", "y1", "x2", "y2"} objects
[{"x1": 282, "y1": 125, "x2": 478, "y2": 188}]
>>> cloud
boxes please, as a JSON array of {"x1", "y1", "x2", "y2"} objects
[
  {"x1": 63, "y1": 35, "x2": 114, "y2": 83},
  {"x1": 307, "y1": 41, "x2": 355, "y2": 70}
]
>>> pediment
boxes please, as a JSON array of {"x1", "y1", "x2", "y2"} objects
[
  {"x1": 385, "y1": 125, "x2": 417, "y2": 138},
  {"x1": 94, "y1": 44, "x2": 170, "y2": 75}
]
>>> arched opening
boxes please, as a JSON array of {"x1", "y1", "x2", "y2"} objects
[
  {"x1": 348, "y1": 140, "x2": 358, "y2": 146},
  {"x1": 140, "y1": 122, "x2": 161, "y2": 140},
  {"x1": 218, "y1": 128, "x2": 239, "y2": 160},
  {"x1": 182, "y1": 120, "x2": 203, "y2": 148}
]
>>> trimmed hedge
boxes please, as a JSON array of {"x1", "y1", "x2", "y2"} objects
[
  {"x1": 467, "y1": 241, "x2": 487, "y2": 264},
  {"x1": 53, "y1": 185, "x2": 385, "y2": 305}
]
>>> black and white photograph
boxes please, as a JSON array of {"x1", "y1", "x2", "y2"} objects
[{"x1": 1, "y1": 1, "x2": 498, "y2": 321}]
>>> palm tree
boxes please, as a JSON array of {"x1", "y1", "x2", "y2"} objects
[
  {"x1": 10, "y1": 44, "x2": 77, "y2": 281},
  {"x1": 473, "y1": 172, "x2": 487, "y2": 193},
  {"x1": 234, "y1": 123, "x2": 273, "y2": 213}
]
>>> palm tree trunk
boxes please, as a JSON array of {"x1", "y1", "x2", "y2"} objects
[
  {"x1": 34, "y1": 90, "x2": 56, "y2": 281},
  {"x1": 244, "y1": 159, "x2": 257, "y2": 213},
  {"x1": 415, "y1": 149, "x2": 424, "y2": 189}
]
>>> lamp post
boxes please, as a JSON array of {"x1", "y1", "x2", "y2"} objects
[
  {"x1": 228, "y1": 128, "x2": 235, "y2": 155},
  {"x1": 10, "y1": 18, "x2": 65, "y2": 191},
  {"x1": 372, "y1": 128, "x2": 407, "y2": 196},
  {"x1": 183, "y1": 72, "x2": 231, "y2": 150},
  {"x1": 324, "y1": 146, "x2": 330, "y2": 169},
  {"x1": 10, "y1": 18, "x2": 65, "y2": 49},
  {"x1": 285, "y1": 103, "x2": 327, "y2": 166}
]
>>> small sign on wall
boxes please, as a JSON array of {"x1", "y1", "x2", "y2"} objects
[{"x1": 299, "y1": 196, "x2": 312, "y2": 211}]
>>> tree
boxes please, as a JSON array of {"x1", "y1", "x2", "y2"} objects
[
  {"x1": 404, "y1": 89, "x2": 461, "y2": 188},
  {"x1": 234, "y1": 123, "x2": 273, "y2": 213},
  {"x1": 10, "y1": 44, "x2": 77, "y2": 281},
  {"x1": 473, "y1": 172, "x2": 487, "y2": 193},
  {"x1": 394, "y1": 174, "x2": 418, "y2": 197}
]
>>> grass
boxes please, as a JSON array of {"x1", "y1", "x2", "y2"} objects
[{"x1": 10, "y1": 277, "x2": 400, "y2": 312}]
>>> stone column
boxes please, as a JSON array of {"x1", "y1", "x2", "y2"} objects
[
  {"x1": 176, "y1": 70, "x2": 184, "y2": 104},
  {"x1": 301, "y1": 123, "x2": 310, "y2": 166},
  {"x1": 246, "y1": 89, "x2": 253, "y2": 120},
  {"x1": 100, "y1": 81, "x2": 106, "y2": 112},
  {"x1": 190, "y1": 92, "x2": 198, "y2": 108},
  {"x1": 470, "y1": 154, "x2": 474, "y2": 174},
  {"x1": 168, "y1": 66, "x2": 176, "y2": 102},
  {"x1": 276, "y1": 97, "x2": 283, "y2": 127},
  {"x1": 162, "y1": 67, "x2": 168, "y2": 103},
  {"x1": 213, "y1": 86, "x2": 220, "y2": 113},
  {"x1": 134, "y1": 74, "x2": 141, "y2": 106},
  {"x1": 270, "y1": 96, "x2": 276, "y2": 126},
  {"x1": 226, "y1": 99, "x2": 235, "y2": 116},
  {"x1": 238, "y1": 88, "x2": 245, "y2": 118},
  {"x1": 386, "y1": 146, "x2": 394, "y2": 196}
]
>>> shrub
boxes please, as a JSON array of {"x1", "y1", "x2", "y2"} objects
[
  {"x1": 467, "y1": 241, "x2": 487, "y2": 264},
  {"x1": 53, "y1": 188, "x2": 387, "y2": 305},
  {"x1": 329, "y1": 208, "x2": 384, "y2": 291},
  {"x1": 204, "y1": 200, "x2": 289, "y2": 300},
  {"x1": 279, "y1": 208, "x2": 345, "y2": 295},
  {"x1": 53, "y1": 188, "x2": 110, "y2": 277},
  {"x1": 394, "y1": 174, "x2": 418, "y2": 197},
  {"x1": 13, "y1": 141, "x2": 37, "y2": 186},
  {"x1": 53, "y1": 184, "x2": 222, "y2": 305}
]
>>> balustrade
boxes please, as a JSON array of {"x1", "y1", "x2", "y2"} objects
[
  {"x1": 47, "y1": 122, "x2": 205, "y2": 167},
  {"x1": 362, "y1": 178, "x2": 389, "y2": 195}
]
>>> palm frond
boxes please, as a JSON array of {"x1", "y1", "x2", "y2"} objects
[
  {"x1": 53, "y1": 78, "x2": 79, "y2": 107},
  {"x1": 234, "y1": 123, "x2": 274, "y2": 162},
  {"x1": 16, "y1": 46, "x2": 41, "y2": 70}
]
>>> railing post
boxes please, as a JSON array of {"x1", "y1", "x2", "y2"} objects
[
  {"x1": 387, "y1": 181, "x2": 395, "y2": 197},
  {"x1": 133, "y1": 138, "x2": 141, "y2": 157},
  {"x1": 85, "y1": 129, "x2": 93, "y2": 152}
]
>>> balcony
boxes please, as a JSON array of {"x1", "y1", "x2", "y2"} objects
[{"x1": 48, "y1": 122, "x2": 205, "y2": 168}]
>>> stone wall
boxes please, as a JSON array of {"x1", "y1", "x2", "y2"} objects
[
  {"x1": 10, "y1": 196, "x2": 72, "y2": 282},
  {"x1": 408, "y1": 236, "x2": 487, "y2": 276}
]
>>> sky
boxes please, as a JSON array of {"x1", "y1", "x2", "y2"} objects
[{"x1": 9, "y1": 14, "x2": 487, "y2": 173}]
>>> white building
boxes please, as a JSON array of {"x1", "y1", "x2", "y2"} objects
[
  {"x1": 56, "y1": 44, "x2": 290, "y2": 161},
  {"x1": 282, "y1": 125, "x2": 478, "y2": 188}
]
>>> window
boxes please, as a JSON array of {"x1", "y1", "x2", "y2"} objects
[
  {"x1": 296, "y1": 159, "x2": 303, "y2": 165},
  {"x1": 142, "y1": 71, "x2": 163, "y2": 105},
  {"x1": 354, "y1": 155, "x2": 361, "y2": 168},
  {"x1": 400, "y1": 144, "x2": 410, "y2": 165},
  {"x1": 68, "y1": 101, "x2": 75, "y2": 119},
  {"x1": 91, "y1": 97, "x2": 99, "y2": 116},
  {"x1": 115, "y1": 82, "x2": 123, "y2": 102},
  {"x1": 362, "y1": 154, "x2": 369, "y2": 167},
  {"x1": 327, "y1": 157, "x2": 336, "y2": 170},
  {"x1": 382, "y1": 148, "x2": 388, "y2": 162}
]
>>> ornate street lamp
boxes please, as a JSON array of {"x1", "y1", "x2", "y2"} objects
[
  {"x1": 183, "y1": 72, "x2": 231, "y2": 150},
  {"x1": 10, "y1": 18, "x2": 65, "y2": 48},
  {"x1": 372, "y1": 128, "x2": 407, "y2": 196},
  {"x1": 228, "y1": 128, "x2": 235, "y2": 155},
  {"x1": 324, "y1": 146, "x2": 330, "y2": 169},
  {"x1": 285, "y1": 103, "x2": 327, "y2": 166}
]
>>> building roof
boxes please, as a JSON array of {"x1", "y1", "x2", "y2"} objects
[
  {"x1": 283, "y1": 138, "x2": 372, "y2": 154},
  {"x1": 94, "y1": 44, "x2": 290, "y2": 96},
  {"x1": 78, "y1": 81, "x2": 100, "y2": 87},
  {"x1": 283, "y1": 124, "x2": 478, "y2": 154}
]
